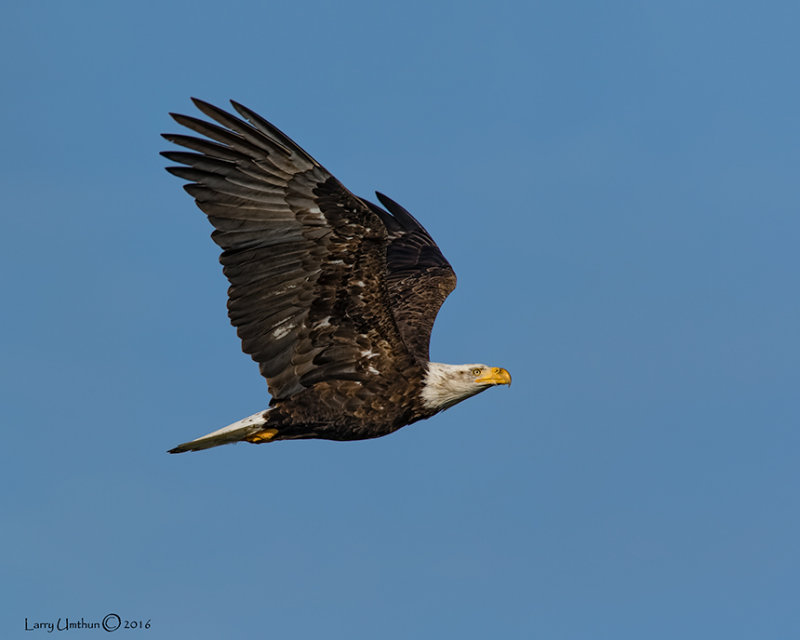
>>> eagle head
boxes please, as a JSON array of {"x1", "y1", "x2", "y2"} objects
[{"x1": 421, "y1": 362, "x2": 511, "y2": 412}]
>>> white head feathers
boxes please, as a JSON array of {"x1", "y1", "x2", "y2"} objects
[{"x1": 420, "y1": 362, "x2": 508, "y2": 411}]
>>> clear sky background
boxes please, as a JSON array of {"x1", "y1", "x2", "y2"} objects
[{"x1": 2, "y1": 2, "x2": 798, "y2": 638}]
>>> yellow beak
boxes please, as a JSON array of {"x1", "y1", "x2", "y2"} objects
[{"x1": 474, "y1": 366, "x2": 512, "y2": 386}]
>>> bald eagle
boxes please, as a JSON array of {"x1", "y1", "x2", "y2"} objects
[{"x1": 162, "y1": 99, "x2": 511, "y2": 453}]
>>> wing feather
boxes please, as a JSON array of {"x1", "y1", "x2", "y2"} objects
[
  {"x1": 163, "y1": 100, "x2": 415, "y2": 401},
  {"x1": 363, "y1": 193, "x2": 457, "y2": 360}
]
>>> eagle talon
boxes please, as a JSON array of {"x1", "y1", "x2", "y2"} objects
[{"x1": 245, "y1": 429, "x2": 279, "y2": 444}]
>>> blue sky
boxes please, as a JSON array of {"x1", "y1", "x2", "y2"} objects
[{"x1": 2, "y1": 1, "x2": 798, "y2": 638}]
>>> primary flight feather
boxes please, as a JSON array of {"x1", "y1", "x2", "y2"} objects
[{"x1": 162, "y1": 99, "x2": 511, "y2": 453}]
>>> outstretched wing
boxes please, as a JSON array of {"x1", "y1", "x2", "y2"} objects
[
  {"x1": 363, "y1": 193, "x2": 457, "y2": 361},
  {"x1": 162, "y1": 99, "x2": 414, "y2": 401}
]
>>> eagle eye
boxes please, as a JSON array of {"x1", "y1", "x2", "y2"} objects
[{"x1": 472, "y1": 368, "x2": 482, "y2": 376}]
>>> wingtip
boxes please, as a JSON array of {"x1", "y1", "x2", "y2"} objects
[
  {"x1": 229, "y1": 99, "x2": 257, "y2": 123},
  {"x1": 374, "y1": 191, "x2": 398, "y2": 210},
  {"x1": 191, "y1": 97, "x2": 232, "y2": 120},
  {"x1": 163, "y1": 165, "x2": 185, "y2": 178},
  {"x1": 228, "y1": 99, "x2": 251, "y2": 121},
  {"x1": 375, "y1": 191, "x2": 424, "y2": 230}
]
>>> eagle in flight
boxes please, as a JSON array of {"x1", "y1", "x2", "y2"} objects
[{"x1": 162, "y1": 99, "x2": 511, "y2": 453}]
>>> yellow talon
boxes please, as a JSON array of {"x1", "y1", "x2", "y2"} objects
[{"x1": 246, "y1": 428, "x2": 279, "y2": 443}]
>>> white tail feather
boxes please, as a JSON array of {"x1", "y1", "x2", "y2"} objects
[{"x1": 168, "y1": 410, "x2": 269, "y2": 453}]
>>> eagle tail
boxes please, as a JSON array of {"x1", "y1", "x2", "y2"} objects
[{"x1": 168, "y1": 410, "x2": 272, "y2": 454}]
